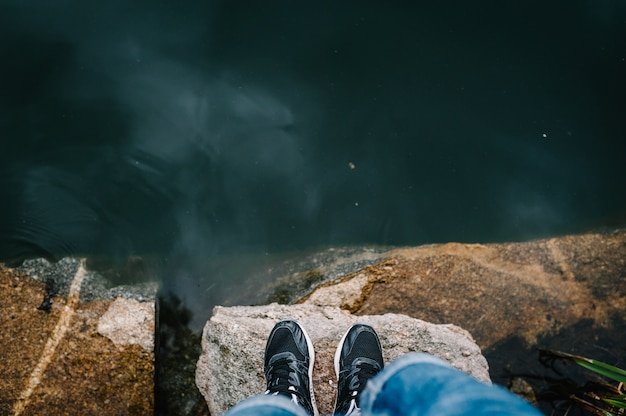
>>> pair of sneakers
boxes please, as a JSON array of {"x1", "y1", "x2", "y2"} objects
[{"x1": 263, "y1": 320, "x2": 384, "y2": 416}]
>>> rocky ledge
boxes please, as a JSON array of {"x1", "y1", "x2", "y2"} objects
[
  {"x1": 0, "y1": 258, "x2": 156, "y2": 416},
  {"x1": 2, "y1": 230, "x2": 624, "y2": 414},
  {"x1": 196, "y1": 303, "x2": 489, "y2": 416},
  {"x1": 296, "y1": 230, "x2": 626, "y2": 351},
  {"x1": 196, "y1": 230, "x2": 626, "y2": 415}
]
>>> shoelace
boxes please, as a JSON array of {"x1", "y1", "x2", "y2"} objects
[
  {"x1": 339, "y1": 361, "x2": 381, "y2": 416},
  {"x1": 265, "y1": 356, "x2": 311, "y2": 407}
]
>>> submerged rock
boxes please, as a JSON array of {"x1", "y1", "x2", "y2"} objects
[{"x1": 196, "y1": 303, "x2": 489, "y2": 416}]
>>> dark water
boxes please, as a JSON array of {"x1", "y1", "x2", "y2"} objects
[{"x1": 1, "y1": 1, "x2": 625, "y2": 413}]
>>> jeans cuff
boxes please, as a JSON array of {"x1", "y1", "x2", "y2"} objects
[
  {"x1": 225, "y1": 394, "x2": 309, "y2": 416},
  {"x1": 361, "y1": 352, "x2": 452, "y2": 408}
]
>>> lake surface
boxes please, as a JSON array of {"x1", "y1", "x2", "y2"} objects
[{"x1": 1, "y1": 1, "x2": 625, "y2": 322}]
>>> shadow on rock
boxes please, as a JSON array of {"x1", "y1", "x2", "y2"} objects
[{"x1": 156, "y1": 292, "x2": 210, "y2": 416}]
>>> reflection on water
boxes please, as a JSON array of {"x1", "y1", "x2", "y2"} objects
[{"x1": 2, "y1": 0, "x2": 625, "y2": 265}]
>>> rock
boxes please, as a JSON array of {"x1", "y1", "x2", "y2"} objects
[
  {"x1": 195, "y1": 230, "x2": 626, "y2": 414},
  {"x1": 196, "y1": 303, "x2": 489, "y2": 416},
  {"x1": 0, "y1": 257, "x2": 156, "y2": 416},
  {"x1": 297, "y1": 230, "x2": 626, "y2": 351},
  {"x1": 97, "y1": 298, "x2": 155, "y2": 352},
  {"x1": 508, "y1": 377, "x2": 538, "y2": 406},
  {"x1": 184, "y1": 245, "x2": 392, "y2": 326}
]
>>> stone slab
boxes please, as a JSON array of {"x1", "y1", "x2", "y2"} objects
[
  {"x1": 0, "y1": 258, "x2": 156, "y2": 416},
  {"x1": 196, "y1": 303, "x2": 489, "y2": 416},
  {"x1": 298, "y1": 231, "x2": 626, "y2": 350}
]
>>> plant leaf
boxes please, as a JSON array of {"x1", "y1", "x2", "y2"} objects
[
  {"x1": 602, "y1": 396, "x2": 626, "y2": 410},
  {"x1": 573, "y1": 359, "x2": 626, "y2": 384},
  {"x1": 571, "y1": 395, "x2": 617, "y2": 416},
  {"x1": 542, "y1": 349, "x2": 626, "y2": 384}
]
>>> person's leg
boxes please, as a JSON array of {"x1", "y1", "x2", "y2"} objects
[
  {"x1": 225, "y1": 394, "x2": 309, "y2": 416},
  {"x1": 359, "y1": 353, "x2": 542, "y2": 416}
]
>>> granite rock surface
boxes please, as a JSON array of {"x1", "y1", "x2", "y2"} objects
[
  {"x1": 0, "y1": 257, "x2": 156, "y2": 416},
  {"x1": 196, "y1": 303, "x2": 489, "y2": 416},
  {"x1": 298, "y1": 230, "x2": 626, "y2": 350},
  {"x1": 196, "y1": 230, "x2": 626, "y2": 415}
]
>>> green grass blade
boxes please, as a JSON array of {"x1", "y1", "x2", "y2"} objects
[
  {"x1": 571, "y1": 395, "x2": 617, "y2": 416},
  {"x1": 602, "y1": 396, "x2": 626, "y2": 410},
  {"x1": 542, "y1": 349, "x2": 626, "y2": 384},
  {"x1": 573, "y1": 358, "x2": 626, "y2": 384}
]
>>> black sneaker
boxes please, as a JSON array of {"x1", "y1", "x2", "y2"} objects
[
  {"x1": 333, "y1": 324, "x2": 384, "y2": 416},
  {"x1": 264, "y1": 320, "x2": 318, "y2": 416}
]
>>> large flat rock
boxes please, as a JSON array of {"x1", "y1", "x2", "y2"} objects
[
  {"x1": 0, "y1": 258, "x2": 156, "y2": 416},
  {"x1": 298, "y1": 231, "x2": 626, "y2": 350},
  {"x1": 196, "y1": 303, "x2": 489, "y2": 416}
]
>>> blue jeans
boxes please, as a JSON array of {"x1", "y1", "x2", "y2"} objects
[{"x1": 225, "y1": 353, "x2": 542, "y2": 416}]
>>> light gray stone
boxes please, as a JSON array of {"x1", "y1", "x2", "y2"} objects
[
  {"x1": 196, "y1": 303, "x2": 489, "y2": 416},
  {"x1": 97, "y1": 298, "x2": 155, "y2": 352}
]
